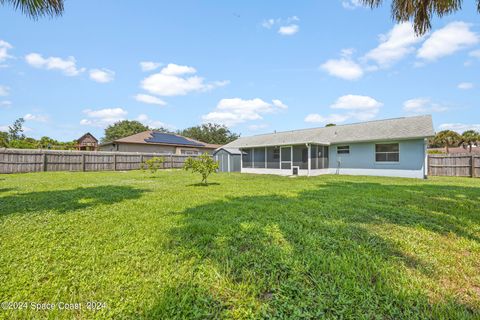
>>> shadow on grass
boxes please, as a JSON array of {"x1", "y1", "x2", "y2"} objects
[
  {"x1": 144, "y1": 180, "x2": 479, "y2": 319},
  {"x1": 187, "y1": 182, "x2": 221, "y2": 187},
  {"x1": 0, "y1": 185, "x2": 147, "y2": 216}
]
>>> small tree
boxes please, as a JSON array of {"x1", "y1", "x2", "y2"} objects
[
  {"x1": 141, "y1": 157, "x2": 165, "y2": 174},
  {"x1": 183, "y1": 153, "x2": 219, "y2": 185},
  {"x1": 460, "y1": 130, "x2": 480, "y2": 153},
  {"x1": 433, "y1": 130, "x2": 461, "y2": 154}
]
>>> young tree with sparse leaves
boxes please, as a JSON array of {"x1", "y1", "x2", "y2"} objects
[{"x1": 183, "y1": 153, "x2": 219, "y2": 185}]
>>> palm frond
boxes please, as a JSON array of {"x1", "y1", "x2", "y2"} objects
[
  {"x1": 0, "y1": 0, "x2": 64, "y2": 19},
  {"x1": 361, "y1": 0, "x2": 464, "y2": 35}
]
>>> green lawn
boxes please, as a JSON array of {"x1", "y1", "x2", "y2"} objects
[{"x1": 0, "y1": 171, "x2": 479, "y2": 319}]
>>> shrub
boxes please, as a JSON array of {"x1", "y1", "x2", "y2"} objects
[
  {"x1": 141, "y1": 156, "x2": 165, "y2": 174},
  {"x1": 183, "y1": 153, "x2": 219, "y2": 185}
]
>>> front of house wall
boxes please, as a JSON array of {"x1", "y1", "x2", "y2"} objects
[{"x1": 240, "y1": 139, "x2": 427, "y2": 179}]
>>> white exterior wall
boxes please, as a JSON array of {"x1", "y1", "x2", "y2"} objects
[{"x1": 240, "y1": 167, "x2": 424, "y2": 178}]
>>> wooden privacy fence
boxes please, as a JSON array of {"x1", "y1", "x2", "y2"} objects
[
  {"x1": 0, "y1": 148, "x2": 200, "y2": 174},
  {"x1": 428, "y1": 154, "x2": 480, "y2": 178}
]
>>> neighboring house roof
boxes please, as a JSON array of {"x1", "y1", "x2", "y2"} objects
[
  {"x1": 100, "y1": 130, "x2": 221, "y2": 149},
  {"x1": 77, "y1": 132, "x2": 98, "y2": 143},
  {"x1": 213, "y1": 147, "x2": 242, "y2": 155},
  {"x1": 223, "y1": 115, "x2": 434, "y2": 148},
  {"x1": 429, "y1": 146, "x2": 480, "y2": 154}
]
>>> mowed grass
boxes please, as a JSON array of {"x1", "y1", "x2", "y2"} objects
[{"x1": 0, "y1": 170, "x2": 479, "y2": 319}]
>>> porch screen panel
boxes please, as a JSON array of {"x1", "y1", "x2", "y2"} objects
[
  {"x1": 253, "y1": 147, "x2": 266, "y2": 168},
  {"x1": 280, "y1": 147, "x2": 291, "y2": 170},
  {"x1": 242, "y1": 148, "x2": 252, "y2": 168},
  {"x1": 293, "y1": 146, "x2": 308, "y2": 169},
  {"x1": 310, "y1": 145, "x2": 318, "y2": 169},
  {"x1": 267, "y1": 147, "x2": 280, "y2": 169}
]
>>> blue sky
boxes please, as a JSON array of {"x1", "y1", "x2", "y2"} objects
[{"x1": 0, "y1": 0, "x2": 479, "y2": 141}]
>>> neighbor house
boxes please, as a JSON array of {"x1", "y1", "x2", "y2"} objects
[
  {"x1": 76, "y1": 132, "x2": 98, "y2": 151},
  {"x1": 220, "y1": 115, "x2": 434, "y2": 179},
  {"x1": 99, "y1": 131, "x2": 221, "y2": 155}
]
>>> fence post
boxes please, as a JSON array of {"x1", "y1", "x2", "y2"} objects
[
  {"x1": 113, "y1": 154, "x2": 117, "y2": 171},
  {"x1": 81, "y1": 154, "x2": 85, "y2": 172},
  {"x1": 42, "y1": 152, "x2": 47, "y2": 172},
  {"x1": 472, "y1": 155, "x2": 475, "y2": 178},
  {"x1": 170, "y1": 154, "x2": 174, "y2": 169}
]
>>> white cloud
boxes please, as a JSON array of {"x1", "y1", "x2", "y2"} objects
[
  {"x1": 439, "y1": 123, "x2": 480, "y2": 133},
  {"x1": 141, "y1": 63, "x2": 228, "y2": 96},
  {"x1": 136, "y1": 114, "x2": 174, "y2": 130},
  {"x1": 341, "y1": 0, "x2": 365, "y2": 10},
  {"x1": 278, "y1": 24, "x2": 299, "y2": 36},
  {"x1": 134, "y1": 94, "x2": 166, "y2": 106},
  {"x1": 24, "y1": 113, "x2": 49, "y2": 122},
  {"x1": 140, "y1": 61, "x2": 162, "y2": 72},
  {"x1": 305, "y1": 94, "x2": 383, "y2": 124},
  {"x1": 320, "y1": 58, "x2": 364, "y2": 80},
  {"x1": 417, "y1": 21, "x2": 479, "y2": 61},
  {"x1": 89, "y1": 68, "x2": 115, "y2": 83},
  {"x1": 202, "y1": 98, "x2": 288, "y2": 126},
  {"x1": 364, "y1": 22, "x2": 423, "y2": 67},
  {"x1": 403, "y1": 98, "x2": 448, "y2": 113},
  {"x1": 0, "y1": 85, "x2": 9, "y2": 96},
  {"x1": 80, "y1": 108, "x2": 127, "y2": 127},
  {"x1": 0, "y1": 101, "x2": 11, "y2": 108},
  {"x1": 25, "y1": 53, "x2": 86, "y2": 76},
  {"x1": 458, "y1": 82, "x2": 474, "y2": 90},
  {"x1": 470, "y1": 49, "x2": 480, "y2": 58},
  {"x1": 262, "y1": 16, "x2": 300, "y2": 36},
  {"x1": 0, "y1": 40, "x2": 13, "y2": 63}
]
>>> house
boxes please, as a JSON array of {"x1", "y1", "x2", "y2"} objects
[
  {"x1": 220, "y1": 115, "x2": 434, "y2": 179},
  {"x1": 99, "y1": 130, "x2": 221, "y2": 155},
  {"x1": 213, "y1": 148, "x2": 242, "y2": 172},
  {"x1": 76, "y1": 133, "x2": 98, "y2": 151}
]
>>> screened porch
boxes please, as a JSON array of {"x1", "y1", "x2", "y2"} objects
[{"x1": 240, "y1": 145, "x2": 329, "y2": 174}]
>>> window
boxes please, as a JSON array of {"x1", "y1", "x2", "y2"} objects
[
  {"x1": 181, "y1": 149, "x2": 199, "y2": 155},
  {"x1": 375, "y1": 143, "x2": 399, "y2": 162},
  {"x1": 337, "y1": 145, "x2": 350, "y2": 154}
]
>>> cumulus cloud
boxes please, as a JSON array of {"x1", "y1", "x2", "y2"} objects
[
  {"x1": 278, "y1": 24, "x2": 299, "y2": 36},
  {"x1": 24, "y1": 113, "x2": 49, "y2": 122},
  {"x1": 141, "y1": 63, "x2": 228, "y2": 96},
  {"x1": 0, "y1": 40, "x2": 13, "y2": 63},
  {"x1": 304, "y1": 94, "x2": 383, "y2": 124},
  {"x1": 403, "y1": 98, "x2": 448, "y2": 113},
  {"x1": 320, "y1": 58, "x2": 364, "y2": 80},
  {"x1": 457, "y1": 82, "x2": 474, "y2": 90},
  {"x1": 364, "y1": 22, "x2": 423, "y2": 67},
  {"x1": 0, "y1": 101, "x2": 12, "y2": 108},
  {"x1": 89, "y1": 68, "x2": 115, "y2": 83},
  {"x1": 417, "y1": 22, "x2": 479, "y2": 61},
  {"x1": 140, "y1": 61, "x2": 162, "y2": 72},
  {"x1": 25, "y1": 53, "x2": 86, "y2": 76},
  {"x1": 0, "y1": 85, "x2": 9, "y2": 96},
  {"x1": 341, "y1": 0, "x2": 366, "y2": 9},
  {"x1": 439, "y1": 123, "x2": 480, "y2": 133},
  {"x1": 134, "y1": 94, "x2": 166, "y2": 106},
  {"x1": 136, "y1": 114, "x2": 174, "y2": 130},
  {"x1": 262, "y1": 16, "x2": 300, "y2": 36},
  {"x1": 80, "y1": 108, "x2": 128, "y2": 127},
  {"x1": 202, "y1": 98, "x2": 288, "y2": 127}
]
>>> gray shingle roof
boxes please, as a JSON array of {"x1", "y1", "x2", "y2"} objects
[
  {"x1": 213, "y1": 147, "x2": 242, "y2": 155},
  {"x1": 224, "y1": 115, "x2": 434, "y2": 148}
]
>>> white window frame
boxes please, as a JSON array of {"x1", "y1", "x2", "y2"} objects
[
  {"x1": 337, "y1": 145, "x2": 350, "y2": 155},
  {"x1": 375, "y1": 143, "x2": 400, "y2": 163}
]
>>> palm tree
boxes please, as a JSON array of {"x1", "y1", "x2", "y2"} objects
[
  {"x1": 361, "y1": 0, "x2": 480, "y2": 35},
  {"x1": 0, "y1": 0, "x2": 63, "y2": 19},
  {"x1": 433, "y1": 130, "x2": 461, "y2": 154},
  {"x1": 461, "y1": 130, "x2": 480, "y2": 153}
]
